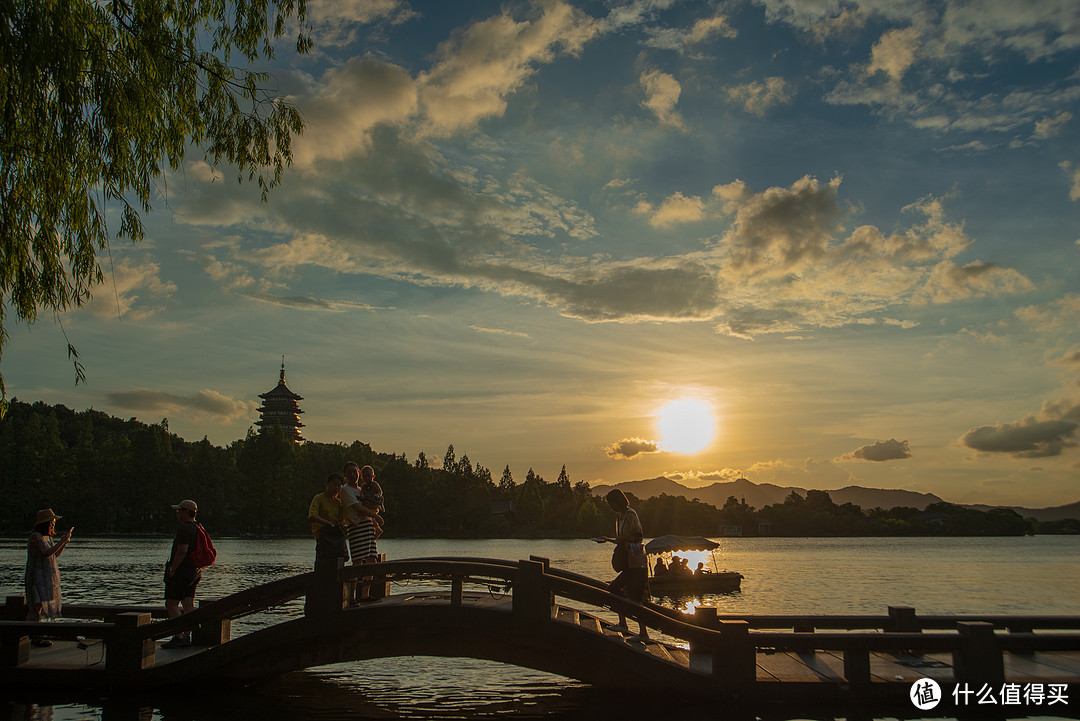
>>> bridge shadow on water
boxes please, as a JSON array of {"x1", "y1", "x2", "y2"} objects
[{"x1": 5, "y1": 659, "x2": 1075, "y2": 721}]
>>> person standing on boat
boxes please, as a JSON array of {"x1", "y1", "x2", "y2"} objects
[
  {"x1": 25, "y1": 508, "x2": 73, "y2": 646},
  {"x1": 596, "y1": 489, "x2": 650, "y2": 642}
]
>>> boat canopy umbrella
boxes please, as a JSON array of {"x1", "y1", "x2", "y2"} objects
[{"x1": 644, "y1": 535, "x2": 720, "y2": 555}]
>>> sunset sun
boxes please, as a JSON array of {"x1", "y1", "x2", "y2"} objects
[{"x1": 656, "y1": 399, "x2": 716, "y2": 454}]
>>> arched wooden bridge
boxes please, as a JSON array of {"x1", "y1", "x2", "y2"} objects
[{"x1": 3, "y1": 556, "x2": 1079, "y2": 703}]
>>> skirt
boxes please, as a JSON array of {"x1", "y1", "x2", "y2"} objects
[{"x1": 347, "y1": 519, "x2": 378, "y2": 562}]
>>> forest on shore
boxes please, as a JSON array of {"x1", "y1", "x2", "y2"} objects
[{"x1": 2, "y1": 400, "x2": 1070, "y2": 538}]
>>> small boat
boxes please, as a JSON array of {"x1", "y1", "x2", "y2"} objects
[{"x1": 645, "y1": 535, "x2": 743, "y2": 597}]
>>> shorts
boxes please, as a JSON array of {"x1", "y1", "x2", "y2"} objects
[
  {"x1": 608, "y1": 567, "x2": 647, "y2": 604},
  {"x1": 164, "y1": 564, "x2": 201, "y2": 601}
]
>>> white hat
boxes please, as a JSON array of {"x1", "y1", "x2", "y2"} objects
[{"x1": 171, "y1": 499, "x2": 198, "y2": 513}]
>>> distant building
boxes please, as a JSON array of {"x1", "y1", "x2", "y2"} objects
[
  {"x1": 718, "y1": 523, "x2": 743, "y2": 537},
  {"x1": 256, "y1": 358, "x2": 304, "y2": 442}
]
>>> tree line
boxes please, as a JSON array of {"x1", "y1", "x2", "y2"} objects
[{"x1": 2, "y1": 400, "x2": 1070, "y2": 538}]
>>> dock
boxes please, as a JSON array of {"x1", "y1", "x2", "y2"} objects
[{"x1": 2, "y1": 556, "x2": 1078, "y2": 708}]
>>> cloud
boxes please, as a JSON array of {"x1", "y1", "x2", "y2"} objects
[
  {"x1": 306, "y1": 0, "x2": 418, "y2": 45},
  {"x1": 1050, "y1": 348, "x2": 1080, "y2": 371},
  {"x1": 83, "y1": 258, "x2": 177, "y2": 321},
  {"x1": 180, "y1": 116, "x2": 1031, "y2": 339},
  {"x1": 717, "y1": 175, "x2": 845, "y2": 269},
  {"x1": 644, "y1": 14, "x2": 737, "y2": 53},
  {"x1": 1034, "y1": 111, "x2": 1072, "y2": 139},
  {"x1": 291, "y1": 58, "x2": 419, "y2": 169},
  {"x1": 687, "y1": 15, "x2": 738, "y2": 44},
  {"x1": 470, "y1": 325, "x2": 531, "y2": 339},
  {"x1": 105, "y1": 389, "x2": 256, "y2": 424},
  {"x1": 239, "y1": 293, "x2": 389, "y2": 312},
  {"x1": 645, "y1": 192, "x2": 706, "y2": 227},
  {"x1": 1061, "y1": 162, "x2": 1080, "y2": 201},
  {"x1": 805, "y1": 2, "x2": 1080, "y2": 137},
  {"x1": 726, "y1": 77, "x2": 793, "y2": 116},
  {"x1": 914, "y1": 260, "x2": 1035, "y2": 304},
  {"x1": 961, "y1": 397, "x2": 1080, "y2": 458},
  {"x1": 639, "y1": 70, "x2": 685, "y2": 129},
  {"x1": 418, "y1": 0, "x2": 600, "y2": 135},
  {"x1": 604, "y1": 437, "x2": 662, "y2": 459},
  {"x1": 1015, "y1": 293, "x2": 1080, "y2": 331},
  {"x1": 837, "y1": 438, "x2": 912, "y2": 462},
  {"x1": 867, "y1": 26, "x2": 920, "y2": 82}
]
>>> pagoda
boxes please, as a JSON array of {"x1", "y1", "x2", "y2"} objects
[{"x1": 256, "y1": 358, "x2": 305, "y2": 442}]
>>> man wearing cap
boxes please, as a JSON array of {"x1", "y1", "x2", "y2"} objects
[{"x1": 162, "y1": 499, "x2": 200, "y2": 648}]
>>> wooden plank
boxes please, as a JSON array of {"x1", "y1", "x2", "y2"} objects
[
  {"x1": 578, "y1": 614, "x2": 602, "y2": 635},
  {"x1": 874, "y1": 652, "x2": 954, "y2": 682},
  {"x1": 1005, "y1": 653, "x2": 1080, "y2": 681},
  {"x1": 755, "y1": 654, "x2": 781, "y2": 682},
  {"x1": 788, "y1": 650, "x2": 846, "y2": 682},
  {"x1": 555, "y1": 606, "x2": 579, "y2": 626},
  {"x1": 668, "y1": 647, "x2": 690, "y2": 669},
  {"x1": 644, "y1": 642, "x2": 674, "y2": 664},
  {"x1": 756, "y1": 650, "x2": 829, "y2": 682},
  {"x1": 819, "y1": 650, "x2": 857, "y2": 682}
]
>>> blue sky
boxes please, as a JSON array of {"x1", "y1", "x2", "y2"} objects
[{"x1": 6, "y1": 0, "x2": 1080, "y2": 506}]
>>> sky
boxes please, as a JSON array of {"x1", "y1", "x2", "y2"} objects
[{"x1": 6, "y1": 0, "x2": 1080, "y2": 508}]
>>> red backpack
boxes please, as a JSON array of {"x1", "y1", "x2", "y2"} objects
[{"x1": 188, "y1": 523, "x2": 217, "y2": 568}]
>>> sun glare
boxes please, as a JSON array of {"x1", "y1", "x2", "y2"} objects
[{"x1": 656, "y1": 399, "x2": 716, "y2": 454}]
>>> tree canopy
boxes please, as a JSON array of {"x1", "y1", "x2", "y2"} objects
[{"x1": 0, "y1": 0, "x2": 311, "y2": 414}]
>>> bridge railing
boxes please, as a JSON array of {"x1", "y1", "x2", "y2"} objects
[{"x1": 331, "y1": 556, "x2": 1080, "y2": 687}]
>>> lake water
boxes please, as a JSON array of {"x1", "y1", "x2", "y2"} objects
[{"x1": 2, "y1": 535, "x2": 1078, "y2": 720}]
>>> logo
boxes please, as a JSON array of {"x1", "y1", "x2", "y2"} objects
[{"x1": 911, "y1": 678, "x2": 942, "y2": 710}]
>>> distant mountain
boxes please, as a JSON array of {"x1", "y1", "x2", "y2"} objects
[
  {"x1": 963, "y1": 501, "x2": 1080, "y2": 523},
  {"x1": 591, "y1": 476, "x2": 945, "y2": 512}
]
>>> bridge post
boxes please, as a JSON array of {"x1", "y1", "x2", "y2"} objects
[
  {"x1": 888, "y1": 606, "x2": 919, "y2": 632},
  {"x1": 4, "y1": 595, "x2": 28, "y2": 621},
  {"x1": 954, "y1": 621, "x2": 1004, "y2": 685},
  {"x1": 715, "y1": 620, "x2": 756, "y2": 684},
  {"x1": 107, "y1": 612, "x2": 155, "y2": 675},
  {"x1": 513, "y1": 559, "x2": 553, "y2": 624},
  {"x1": 1, "y1": 597, "x2": 29, "y2": 667},
  {"x1": 306, "y1": 558, "x2": 348, "y2": 616},
  {"x1": 843, "y1": 648, "x2": 871, "y2": 684},
  {"x1": 192, "y1": 600, "x2": 231, "y2": 647},
  {"x1": 371, "y1": 553, "x2": 390, "y2": 600}
]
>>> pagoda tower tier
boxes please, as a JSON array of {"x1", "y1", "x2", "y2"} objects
[{"x1": 256, "y1": 358, "x2": 304, "y2": 442}]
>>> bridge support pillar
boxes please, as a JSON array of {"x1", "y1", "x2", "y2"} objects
[
  {"x1": 107, "y1": 612, "x2": 155, "y2": 675},
  {"x1": 306, "y1": 558, "x2": 347, "y2": 616},
  {"x1": 513, "y1": 559, "x2": 553, "y2": 625},
  {"x1": 954, "y1": 621, "x2": 1004, "y2": 685}
]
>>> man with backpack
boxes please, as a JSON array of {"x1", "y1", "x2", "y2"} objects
[{"x1": 162, "y1": 499, "x2": 213, "y2": 648}]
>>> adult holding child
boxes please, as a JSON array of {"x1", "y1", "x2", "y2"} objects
[
  {"x1": 344, "y1": 464, "x2": 385, "y2": 603},
  {"x1": 25, "y1": 508, "x2": 73, "y2": 646}
]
